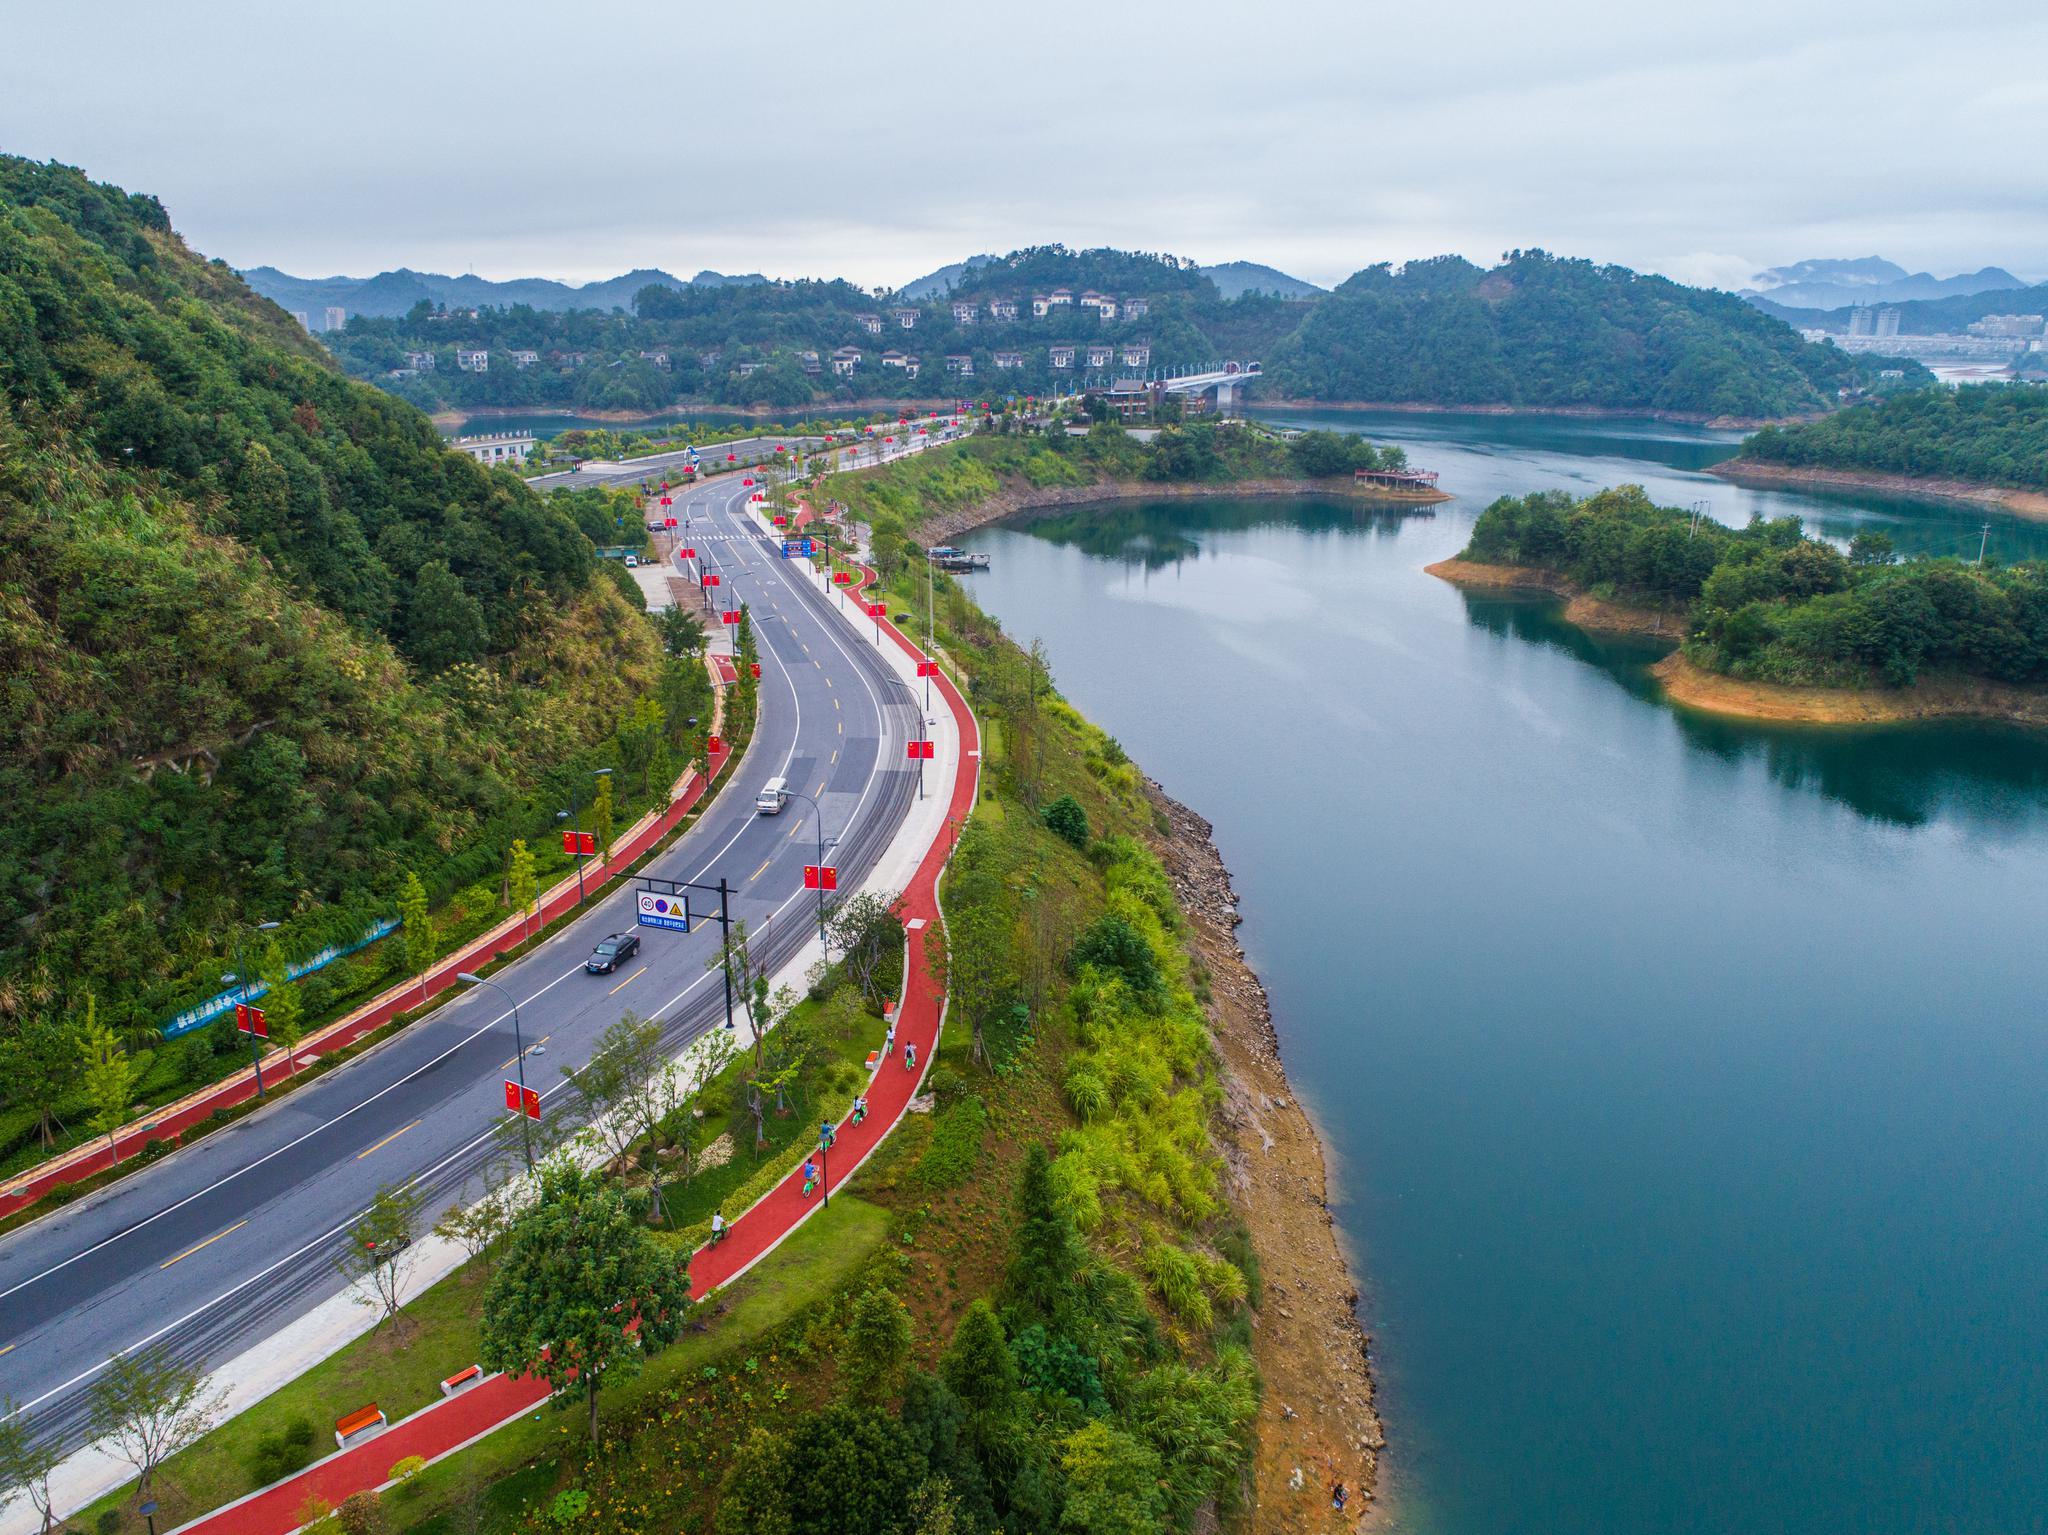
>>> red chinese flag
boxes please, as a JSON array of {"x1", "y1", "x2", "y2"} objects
[
  {"x1": 821, "y1": 866, "x2": 838, "y2": 891},
  {"x1": 834, "y1": 571, "x2": 853, "y2": 585},
  {"x1": 579, "y1": 831, "x2": 597, "y2": 856},
  {"x1": 682, "y1": 547, "x2": 697, "y2": 559},
  {"x1": 722, "y1": 610, "x2": 740, "y2": 625},
  {"x1": 660, "y1": 496, "x2": 672, "y2": 506},
  {"x1": 561, "y1": 830, "x2": 577, "y2": 855},
  {"x1": 750, "y1": 661, "x2": 761, "y2": 678},
  {"x1": 522, "y1": 1086, "x2": 542, "y2": 1120},
  {"x1": 504, "y1": 1079, "x2": 521, "y2": 1113},
  {"x1": 907, "y1": 739, "x2": 935, "y2": 760},
  {"x1": 867, "y1": 602, "x2": 886, "y2": 617},
  {"x1": 743, "y1": 477, "x2": 755, "y2": 487},
  {"x1": 727, "y1": 453, "x2": 737, "y2": 461},
  {"x1": 665, "y1": 516, "x2": 677, "y2": 527},
  {"x1": 661, "y1": 481, "x2": 670, "y2": 490},
  {"x1": 704, "y1": 573, "x2": 721, "y2": 587},
  {"x1": 917, "y1": 660, "x2": 940, "y2": 677},
  {"x1": 804, "y1": 864, "x2": 821, "y2": 889},
  {"x1": 773, "y1": 514, "x2": 787, "y2": 526},
  {"x1": 707, "y1": 734, "x2": 724, "y2": 755}
]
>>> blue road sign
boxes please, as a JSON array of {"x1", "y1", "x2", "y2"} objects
[{"x1": 636, "y1": 891, "x2": 690, "y2": 931}]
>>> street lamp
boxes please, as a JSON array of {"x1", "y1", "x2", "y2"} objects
[
  {"x1": 782, "y1": 787, "x2": 838, "y2": 949},
  {"x1": 881, "y1": 677, "x2": 930, "y2": 801},
  {"x1": 457, "y1": 971, "x2": 533, "y2": 1171},
  {"x1": 228, "y1": 919, "x2": 281, "y2": 1096},
  {"x1": 815, "y1": 1121, "x2": 833, "y2": 1208},
  {"x1": 559, "y1": 767, "x2": 615, "y2": 906}
]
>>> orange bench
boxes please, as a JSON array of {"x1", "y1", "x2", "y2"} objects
[
  {"x1": 440, "y1": 1365, "x2": 484, "y2": 1397},
  {"x1": 335, "y1": 1405, "x2": 386, "y2": 1448}
]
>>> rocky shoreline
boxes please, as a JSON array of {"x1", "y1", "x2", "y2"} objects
[
  {"x1": 918, "y1": 474, "x2": 1448, "y2": 546},
  {"x1": 1708, "y1": 458, "x2": 2048, "y2": 521},
  {"x1": 1146, "y1": 780, "x2": 1386, "y2": 1530}
]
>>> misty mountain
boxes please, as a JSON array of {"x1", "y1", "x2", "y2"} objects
[
  {"x1": 1740, "y1": 256, "x2": 2027, "y2": 312},
  {"x1": 239, "y1": 265, "x2": 767, "y2": 320},
  {"x1": 1199, "y1": 261, "x2": 1324, "y2": 300},
  {"x1": 896, "y1": 254, "x2": 999, "y2": 299}
]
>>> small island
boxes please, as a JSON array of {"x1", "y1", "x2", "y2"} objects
[
  {"x1": 1712, "y1": 384, "x2": 2048, "y2": 520},
  {"x1": 1427, "y1": 484, "x2": 2048, "y2": 727}
]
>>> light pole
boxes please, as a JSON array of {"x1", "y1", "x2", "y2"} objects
[
  {"x1": 782, "y1": 787, "x2": 837, "y2": 949},
  {"x1": 228, "y1": 919, "x2": 281, "y2": 1096},
  {"x1": 816, "y1": 1121, "x2": 832, "y2": 1208},
  {"x1": 881, "y1": 677, "x2": 929, "y2": 801},
  {"x1": 458, "y1": 971, "x2": 533, "y2": 1171},
  {"x1": 558, "y1": 767, "x2": 614, "y2": 906}
]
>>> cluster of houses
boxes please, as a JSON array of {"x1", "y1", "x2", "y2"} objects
[
  {"x1": 854, "y1": 290, "x2": 1151, "y2": 336},
  {"x1": 392, "y1": 347, "x2": 673, "y2": 380},
  {"x1": 821, "y1": 341, "x2": 1154, "y2": 379}
]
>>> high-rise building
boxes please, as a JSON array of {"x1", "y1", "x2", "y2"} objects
[
  {"x1": 1847, "y1": 306, "x2": 1876, "y2": 337},
  {"x1": 323, "y1": 306, "x2": 347, "y2": 332},
  {"x1": 289, "y1": 311, "x2": 310, "y2": 330},
  {"x1": 1874, "y1": 307, "x2": 1901, "y2": 338}
]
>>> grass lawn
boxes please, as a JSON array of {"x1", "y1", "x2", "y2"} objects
[{"x1": 81, "y1": 1198, "x2": 891, "y2": 1535}]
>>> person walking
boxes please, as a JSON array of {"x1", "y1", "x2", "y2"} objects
[{"x1": 802, "y1": 1158, "x2": 818, "y2": 1199}]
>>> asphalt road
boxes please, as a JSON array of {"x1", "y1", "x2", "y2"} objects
[{"x1": 0, "y1": 476, "x2": 923, "y2": 1452}]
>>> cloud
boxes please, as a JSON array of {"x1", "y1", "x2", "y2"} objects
[{"x1": 3, "y1": 0, "x2": 2043, "y2": 289}]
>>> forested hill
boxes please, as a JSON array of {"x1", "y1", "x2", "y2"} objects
[
  {"x1": 1735, "y1": 385, "x2": 2048, "y2": 490},
  {"x1": 0, "y1": 157, "x2": 657, "y2": 1045},
  {"x1": 1263, "y1": 251, "x2": 1924, "y2": 420}
]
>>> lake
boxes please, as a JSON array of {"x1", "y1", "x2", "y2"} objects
[{"x1": 955, "y1": 410, "x2": 2048, "y2": 1534}]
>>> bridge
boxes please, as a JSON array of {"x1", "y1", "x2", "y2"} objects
[{"x1": 1157, "y1": 359, "x2": 1263, "y2": 415}]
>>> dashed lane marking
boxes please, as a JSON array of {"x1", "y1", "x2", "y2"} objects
[
  {"x1": 749, "y1": 855, "x2": 773, "y2": 883},
  {"x1": 356, "y1": 1119, "x2": 421, "y2": 1161},
  {"x1": 160, "y1": 1220, "x2": 248, "y2": 1270},
  {"x1": 609, "y1": 964, "x2": 648, "y2": 996}
]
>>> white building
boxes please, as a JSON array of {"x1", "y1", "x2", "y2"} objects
[
  {"x1": 448, "y1": 432, "x2": 534, "y2": 465},
  {"x1": 987, "y1": 298, "x2": 1019, "y2": 321},
  {"x1": 455, "y1": 349, "x2": 489, "y2": 373},
  {"x1": 856, "y1": 314, "x2": 883, "y2": 335},
  {"x1": 994, "y1": 350, "x2": 1024, "y2": 370},
  {"x1": 952, "y1": 301, "x2": 979, "y2": 324},
  {"x1": 509, "y1": 350, "x2": 540, "y2": 369},
  {"x1": 1050, "y1": 345, "x2": 1076, "y2": 369},
  {"x1": 1120, "y1": 343, "x2": 1150, "y2": 367},
  {"x1": 832, "y1": 346, "x2": 862, "y2": 376},
  {"x1": 403, "y1": 350, "x2": 437, "y2": 371},
  {"x1": 322, "y1": 306, "x2": 347, "y2": 332},
  {"x1": 945, "y1": 354, "x2": 974, "y2": 376}
]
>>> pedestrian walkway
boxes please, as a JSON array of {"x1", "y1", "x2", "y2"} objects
[{"x1": 164, "y1": 559, "x2": 979, "y2": 1535}]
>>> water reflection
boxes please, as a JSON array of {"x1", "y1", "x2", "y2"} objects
[
  {"x1": 1455, "y1": 589, "x2": 2048, "y2": 828},
  {"x1": 1023, "y1": 495, "x2": 1432, "y2": 570}
]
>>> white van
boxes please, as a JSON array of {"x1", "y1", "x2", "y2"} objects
[{"x1": 755, "y1": 776, "x2": 790, "y2": 815}]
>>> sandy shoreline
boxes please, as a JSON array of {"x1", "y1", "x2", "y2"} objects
[
  {"x1": 1147, "y1": 782, "x2": 1386, "y2": 1530},
  {"x1": 1425, "y1": 558, "x2": 2048, "y2": 726},
  {"x1": 1708, "y1": 459, "x2": 2048, "y2": 521}
]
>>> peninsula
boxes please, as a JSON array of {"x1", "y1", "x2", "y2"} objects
[{"x1": 1427, "y1": 484, "x2": 2048, "y2": 726}]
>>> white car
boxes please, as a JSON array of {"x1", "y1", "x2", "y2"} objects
[{"x1": 624, "y1": 555, "x2": 639, "y2": 568}]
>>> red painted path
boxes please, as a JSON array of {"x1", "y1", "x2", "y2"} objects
[{"x1": 167, "y1": 560, "x2": 976, "y2": 1535}]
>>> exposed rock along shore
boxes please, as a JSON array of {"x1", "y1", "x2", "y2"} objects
[
  {"x1": 1145, "y1": 781, "x2": 1387, "y2": 1530},
  {"x1": 918, "y1": 474, "x2": 1448, "y2": 546},
  {"x1": 1425, "y1": 557, "x2": 2048, "y2": 727},
  {"x1": 1708, "y1": 458, "x2": 2048, "y2": 522}
]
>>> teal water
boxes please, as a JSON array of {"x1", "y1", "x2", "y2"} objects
[
  {"x1": 957, "y1": 412, "x2": 2048, "y2": 1534},
  {"x1": 450, "y1": 409, "x2": 770, "y2": 440}
]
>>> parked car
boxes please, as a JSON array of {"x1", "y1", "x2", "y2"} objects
[
  {"x1": 586, "y1": 932, "x2": 641, "y2": 973},
  {"x1": 624, "y1": 554, "x2": 639, "y2": 568}
]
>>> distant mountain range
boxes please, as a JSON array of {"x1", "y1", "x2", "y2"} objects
[
  {"x1": 239, "y1": 265, "x2": 768, "y2": 320},
  {"x1": 1739, "y1": 256, "x2": 2028, "y2": 313}
]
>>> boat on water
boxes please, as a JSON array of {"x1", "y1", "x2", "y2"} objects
[{"x1": 927, "y1": 545, "x2": 990, "y2": 572}]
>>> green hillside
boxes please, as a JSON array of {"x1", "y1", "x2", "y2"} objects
[
  {"x1": 0, "y1": 158, "x2": 662, "y2": 1071},
  {"x1": 1263, "y1": 251, "x2": 1926, "y2": 419},
  {"x1": 1737, "y1": 384, "x2": 2048, "y2": 489}
]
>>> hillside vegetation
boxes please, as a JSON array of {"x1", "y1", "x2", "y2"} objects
[
  {"x1": 1737, "y1": 385, "x2": 2048, "y2": 490},
  {"x1": 1264, "y1": 251, "x2": 1924, "y2": 419},
  {"x1": 0, "y1": 158, "x2": 669, "y2": 1137},
  {"x1": 1460, "y1": 485, "x2": 2048, "y2": 688}
]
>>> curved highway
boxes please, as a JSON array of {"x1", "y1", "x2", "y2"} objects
[{"x1": 0, "y1": 474, "x2": 922, "y2": 1455}]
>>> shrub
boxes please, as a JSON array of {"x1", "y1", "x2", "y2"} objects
[
  {"x1": 1067, "y1": 914, "x2": 1160, "y2": 995},
  {"x1": 336, "y1": 1491, "x2": 386, "y2": 1535},
  {"x1": 1041, "y1": 794, "x2": 1090, "y2": 850},
  {"x1": 925, "y1": 1064, "x2": 967, "y2": 1105},
  {"x1": 247, "y1": 1415, "x2": 317, "y2": 1484},
  {"x1": 1143, "y1": 1243, "x2": 1213, "y2": 1330},
  {"x1": 914, "y1": 1097, "x2": 987, "y2": 1189}
]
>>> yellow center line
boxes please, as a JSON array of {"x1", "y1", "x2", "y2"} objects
[
  {"x1": 0, "y1": 1342, "x2": 15, "y2": 1357},
  {"x1": 750, "y1": 855, "x2": 773, "y2": 883},
  {"x1": 609, "y1": 964, "x2": 648, "y2": 996},
  {"x1": 497, "y1": 1032, "x2": 552, "y2": 1072},
  {"x1": 357, "y1": 1118, "x2": 421, "y2": 1161},
  {"x1": 161, "y1": 1219, "x2": 248, "y2": 1269}
]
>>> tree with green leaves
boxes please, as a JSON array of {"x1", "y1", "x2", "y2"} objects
[
  {"x1": 1058, "y1": 1419, "x2": 1166, "y2": 1535},
  {"x1": 0, "y1": 1396, "x2": 63, "y2": 1534},
  {"x1": 506, "y1": 839, "x2": 538, "y2": 943},
  {"x1": 1040, "y1": 794, "x2": 1089, "y2": 850},
  {"x1": 481, "y1": 1160, "x2": 692, "y2": 1440},
  {"x1": 398, "y1": 869, "x2": 434, "y2": 1007},
  {"x1": 1006, "y1": 1144, "x2": 1086, "y2": 1323},
  {"x1": 827, "y1": 890, "x2": 901, "y2": 1008},
  {"x1": 87, "y1": 1346, "x2": 224, "y2": 1499},
  {"x1": 77, "y1": 997, "x2": 132, "y2": 1162},
  {"x1": 339, "y1": 1183, "x2": 424, "y2": 1330},
  {"x1": 0, "y1": 1015, "x2": 80, "y2": 1148},
  {"x1": 259, "y1": 936, "x2": 305, "y2": 1076},
  {"x1": 841, "y1": 1287, "x2": 914, "y2": 1399}
]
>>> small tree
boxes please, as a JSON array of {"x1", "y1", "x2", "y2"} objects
[
  {"x1": 1005, "y1": 1144, "x2": 1085, "y2": 1322},
  {"x1": 564, "y1": 1012, "x2": 664, "y2": 1188},
  {"x1": 481, "y1": 1161, "x2": 693, "y2": 1441},
  {"x1": 434, "y1": 1193, "x2": 512, "y2": 1282},
  {"x1": 0, "y1": 1016, "x2": 81, "y2": 1149},
  {"x1": 592, "y1": 775, "x2": 616, "y2": 866},
  {"x1": 340, "y1": 1183, "x2": 424, "y2": 1330},
  {"x1": 0, "y1": 1397, "x2": 63, "y2": 1535},
  {"x1": 945, "y1": 890, "x2": 1013, "y2": 1071},
  {"x1": 1040, "y1": 794, "x2": 1089, "y2": 851},
  {"x1": 259, "y1": 937, "x2": 305, "y2": 1076},
  {"x1": 506, "y1": 839, "x2": 538, "y2": 943},
  {"x1": 840, "y1": 1287, "x2": 913, "y2": 1399},
  {"x1": 398, "y1": 869, "x2": 434, "y2": 1007},
  {"x1": 78, "y1": 997, "x2": 133, "y2": 1162},
  {"x1": 827, "y1": 891, "x2": 901, "y2": 1007},
  {"x1": 88, "y1": 1346, "x2": 224, "y2": 1499}
]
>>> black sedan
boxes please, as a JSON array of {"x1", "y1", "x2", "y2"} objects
[{"x1": 586, "y1": 932, "x2": 641, "y2": 974}]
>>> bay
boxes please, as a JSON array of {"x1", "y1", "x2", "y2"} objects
[{"x1": 954, "y1": 409, "x2": 2048, "y2": 1534}]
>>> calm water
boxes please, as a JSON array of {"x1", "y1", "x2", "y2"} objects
[
  {"x1": 450, "y1": 409, "x2": 772, "y2": 440},
  {"x1": 958, "y1": 411, "x2": 2048, "y2": 1535}
]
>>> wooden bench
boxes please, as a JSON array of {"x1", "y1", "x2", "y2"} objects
[
  {"x1": 440, "y1": 1365, "x2": 484, "y2": 1398},
  {"x1": 335, "y1": 1405, "x2": 386, "y2": 1448}
]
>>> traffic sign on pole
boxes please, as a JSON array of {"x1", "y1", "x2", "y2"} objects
[{"x1": 636, "y1": 890, "x2": 690, "y2": 932}]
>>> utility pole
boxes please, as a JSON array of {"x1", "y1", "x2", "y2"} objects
[
  {"x1": 1977, "y1": 522, "x2": 1991, "y2": 565},
  {"x1": 230, "y1": 919, "x2": 280, "y2": 1096}
]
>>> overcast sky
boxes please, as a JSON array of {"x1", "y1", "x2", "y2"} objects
[{"x1": 4, "y1": 0, "x2": 2043, "y2": 291}]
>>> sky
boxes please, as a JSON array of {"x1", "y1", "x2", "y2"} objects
[{"x1": 3, "y1": 0, "x2": 2044, "y2": 292}]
